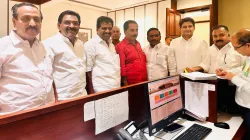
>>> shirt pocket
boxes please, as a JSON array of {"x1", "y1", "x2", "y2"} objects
[
  {"x1": 98, "y1": 52, "x2": 110, "y2": 64},
  {"x1": 156, "y1": 54, "x2": 167, "y2": 66},
  {"x1": 40, "y1": 56, "x2": 53, "y2": 79}
]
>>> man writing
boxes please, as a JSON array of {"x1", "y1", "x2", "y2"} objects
[
  {"x1": 0, "y1": 2, "x2": 55, "y2": 115},
  {"x1": 216, "y1": 28, "x2": 250, "y2": 140},
  {"x1": 43, "y1": 10, "x2": 87, "y2": 100}
]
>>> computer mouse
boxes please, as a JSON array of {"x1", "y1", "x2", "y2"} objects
[{"x1": 214, "y1": 122, "x2": 230, "y2": 129}]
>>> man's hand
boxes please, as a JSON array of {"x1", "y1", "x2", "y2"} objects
[
  {"x1": 215, "y1": 68, "x2": 227, "y2": 76},
  {"x1": 185, "y1": 67, "x2": 194, "y2": 73},
  {"x1": 215, "y1": 68, "x2": 235, "y2": 80},
  {"x1": 121, "y1": 76, "x2": 128, "y2": 86},
  {"x1": 185, "y1": 66, "x2": 204, "y2": 73},
  {"x1": 220, "y1": 72, "x2": 236, "y2": 81}
]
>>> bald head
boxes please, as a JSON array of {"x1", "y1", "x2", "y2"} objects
[
  {"x1": 231, "y1": 28, "x2": 250, "y2": 56},
  {"x1": 112, "y1": 26, "x2": 121, "y2": 40},
  {"x1": 233, "y1": 28, "x2": 250, "y2": 45}
]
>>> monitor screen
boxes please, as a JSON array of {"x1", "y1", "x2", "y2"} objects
[{"x1": 145, "y1": 76, "x2": 184, "y2": 136}]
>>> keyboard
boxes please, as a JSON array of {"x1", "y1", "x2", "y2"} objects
[{"x1": 174, "y1": 124, "x2": 212, "y2": 140}]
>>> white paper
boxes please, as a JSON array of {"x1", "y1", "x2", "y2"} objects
[
  {"x1": 181, "y1": 72, "x2": 217, "y2": 80},
  {"x1": 185, "y1": 81, "x2": 209, "y2": 117},
  {"x1": 84, "y1": 101, "x2": 95, "y2": 121},
  {"x1": 208, "y1": 84, "x2": 215, "y2": 91},
  {"x1": 95, "y1": 91, "x2": 129, "y2": 135}
]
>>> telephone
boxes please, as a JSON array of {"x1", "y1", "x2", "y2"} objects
[{"x1": 117, "y1": 121, "x2": 148, "y2": 140}]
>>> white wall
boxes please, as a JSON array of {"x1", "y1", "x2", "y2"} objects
[
  {"x1": 0, "y1": 0, "x2": 8, "y2": 38},
  {"x1": 108, "y1": 0, "x2": 171, "y2": 48},
  {"x1": 41, "y1": 1, "x2": 106, "y2": 40},
  {"x1": 177, "y1": 0, "x2": 212, "y2": 10},
  {"x1": 158, "y1": 0, "x2": 171, "y2": 43},
  {"x1": 135, "y1": 6, "x2": 145, "y2": 47}
]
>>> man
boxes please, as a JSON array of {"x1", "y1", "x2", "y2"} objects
[
  {"x1": 216, "y1": 28, "x2": 250, "y2": 140},
  {"x1": 84, "y1": 16, "x2": 120, "y2": 94},
  {"x1": 144, "y1": 28, "x2": 177, "y2": 81},
  {"x1": 170, "y1": 17, "x2": 209, "y2": 73},
  {"x1": 165, "y1": 37, "x2": 173, "y2": 46},
  {"x1": 43, "y1": 10, "x2": 87, "y2": 100},
  {"x1": 116, "y1": 20, "x2": 147, "y2": 85},
  {"x1": 186, "y1": 25, "x2": 245, "y2": 73},
  {"x1": 0, "y1": 3, "x2": 55, "y2": 115},
  {"x1": 111, "y1": 26, "x2": 121, "y2": 46}
]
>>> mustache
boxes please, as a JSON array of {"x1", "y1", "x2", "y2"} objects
[
  {"x1": 103, "y1": 32, "x2": 111, "y2": 35},
  {"x1": 66, "y1": 27, "x2": 77, "y2": 32},
  {"x1": 132, "y1": 34, "x2": 137, "y2": 38},
  {"x1": 26, "y1": 26, "x2": 38, "y2": 31},
  {"x1": 216, "y1": 40, "x2": 224, "y2": 43}
]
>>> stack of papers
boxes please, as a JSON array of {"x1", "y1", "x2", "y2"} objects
[{"x1": 181, "y1": 72, "x2": 217, "y2": 80}]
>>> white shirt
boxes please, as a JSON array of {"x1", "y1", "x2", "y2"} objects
[
  {"x1": 0, "y1": 31, "x2": 55, "y2": 115},
  {"x1": 230, "y1": 57, "x2": 250, "y2": 109},
  {"x1": 43, "y1": 32, "x2": 87, "y2": 100},
  {"x1": 199, "y1": 43, "x2": 245, "y2": 73},
  {"x1": 170, "y1": 36, "x2": 209, "y2": 73},
  {"x1": 143, "y1": 43, "x2": 177, "y2": 81},
  {"x1": 84, "y1": 35, "x2": 120, "y2": 92}
]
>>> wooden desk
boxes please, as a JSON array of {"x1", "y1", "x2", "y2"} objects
[
  {"x1": 0, "y1": 77, "x2": 244, "y2": 139},
  {"x1": 0, "y1": 82, "x2": 148, "y2": 140}
]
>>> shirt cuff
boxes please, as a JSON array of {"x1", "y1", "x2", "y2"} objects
[
  {"x1": 231, "y1": 75, "x2": 248, "y2": 87},
  {"x1": 198, "y1": 63, "x2": 209, "y2": 72}
]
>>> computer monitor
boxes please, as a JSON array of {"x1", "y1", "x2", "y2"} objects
[{"x1": 144, "y1": 76, "x2": 184, "y2": 136}]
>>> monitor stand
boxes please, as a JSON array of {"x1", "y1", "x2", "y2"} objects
[
  {"x1": 181, "y1": 114, "x2": 196, "y2": 121},
  {"x1": 153, "y1": 123, "x2": 184, "y2": 140},
  {"x1": 163, "y1": 123, "x2": 184, "y2": 133}
]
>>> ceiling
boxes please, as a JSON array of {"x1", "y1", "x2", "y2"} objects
[{"x1": 68, "y1": 0, "x2": 163, "y2": 10}]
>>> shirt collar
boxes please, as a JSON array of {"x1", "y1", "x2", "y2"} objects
[
  {"x1": 213, "y1": 42, "x2": 232, "y2": 51},
  {"x1": 150, "y1": 43, "x2": 161, "y2": 49},
  {"x1": 57, "y1": 32, "x2": 78, "y2": 46},
  {"x1": 9, "y1": 30, "x2": 39, "y2": 46},
  {"x1": 181, "y1": 35, "x2": 193, "y2": 42},
  {"x1": 95, "y1": 35, "x2": 111, "y2": 44},
  {"x1": 122, "y1": 37, "x2": 138, "y2": 45}
]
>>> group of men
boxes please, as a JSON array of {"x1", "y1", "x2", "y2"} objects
[{"x1": 1, "y1": 3, "x2": 250, "y2": 139}]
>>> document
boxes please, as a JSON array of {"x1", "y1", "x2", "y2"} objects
[
  {"x1": 83, "y1": 101, "x2": 95, "y2": 121},
  {"x1": 185, "y1": 81, "x2": 210, "y2": 118},
  {"x1": 95, "y1": 91, "x2": 129, "y2": 135},
  {"x1": 181, "y1": 72, "x2": 217, "y2": 80}
]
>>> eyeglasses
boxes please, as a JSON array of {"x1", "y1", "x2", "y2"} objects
[{"x1": 234, "y1": 43, "x2": 247, "y2": 50}]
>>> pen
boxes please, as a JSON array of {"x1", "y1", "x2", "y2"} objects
[
  {"x1": 184, "y1": 68, "x2": 189, "y2": 73},
  {"x1": 224, "y1": 54, "x2": 227, "y2": 64}
]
